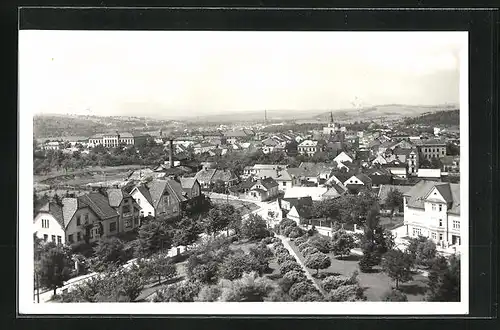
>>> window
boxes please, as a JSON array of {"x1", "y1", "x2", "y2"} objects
[
  {"x1": 439, "y1": 233, "x2": 443, "y2": 241},
  {"x1": 77, "y1": 232, "x2": 81, "y2": 241},
  {"x1": 431, "y1": 204, "x2": 436, "y2": 211},
  {"x1": 439, "y1": 204, "x2": 442, "y2": 211},
  {"x1": 43, "y1": 234, "x2": 48, "y2": 242},
  {"x1": 282, "y1": 182, "x2": 286, "y2": 186},
  {"x1": 137, "y1": 198, "x2": 141, "y2": 204},
  {"x1": 122, "y1": 205, "x2": 131, "y2": 214},
  {"x1": 110, "y1": 222, "x2": 117, "y2": 232},
  {"x1": 412, "y1": 227, "x2": 422, "y2": 237},
  {"x1": 442, "y1": 150, "x2": 445, "y2": 155},
  {"x1": 439, "y1": 219, "x2": 443, "y2": 227},
  {"x1": 453, "y1": 220, "x2": 460, "y2": 230},
  {"x1": 51, "y1": 235, "x2": 56, "y2": 242},
  {"x1": 85, "y1": 214, "x2": 89, "y2": 221},
  {"x1": 134, "y1": 217, "x2": 139, "y2": 225},
  {"x1": 431, "y1": 232, "x2": 437, "y2": 240},
  {"x1": 57, "y1": 236, "x2": 62, "y2": 244},
  {"x1": 76, "y1": 216, "x2": 81, "y2": 226},
  {"x1": 68, "y1": 234, "x2": 74, "y2": 243}
]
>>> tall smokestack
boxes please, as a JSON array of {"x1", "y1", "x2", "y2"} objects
[{"x1": 169, "y1": 139, "x2": 174, "y2": 168}]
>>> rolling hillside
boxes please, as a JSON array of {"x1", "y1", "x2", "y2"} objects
[{"x1": 403, "y1": 109, "x2": 459, "y2": 126}]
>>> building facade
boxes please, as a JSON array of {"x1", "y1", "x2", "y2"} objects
[{"x1": 403, "y1": 181, "x2": 461, "y2": 247}]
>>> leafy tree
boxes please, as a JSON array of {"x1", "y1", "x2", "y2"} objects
[
  {"x1": 277, "y1": 254, "x2": 296, "y2": 265},
  {"x1": 115, "y1": 266, "x2": 145, "y2": 302},
  {"x1": 307, "y1": 235, "x2": 331, "y2": 253},
  {"x1": 219, "y1": 253, "x2": 262, "y2": 280},
  {"x1": 322, "y1": 272, "x2": 358, "y2": 292},
  {"x1": 302, "y1": 246, "x2": 321, "y2": 258},
  {"x1": 213, "y1": 179, "x2": 227, "y2": 193},
  {"x1": 135, "y1": 217, "x2": 172, "y2": 257},
  {"x1": 359, "y1": 207, "x2": 394, "y2": 272},
  {"x1": 297, "y1": 291, "x2": 324, "y2": 301},
  {"x1": 280, "y1": 261, "x2": 303, "y2": 275},
  {"x1": 172, "y1": 216, "x2": 202, "y2": 249},
  {"x1": 446, "y1": 142, "x2": 460, "y2": 156},
  {"x1": 283, "y1": 270, "x2": 307, "y2": 284},
  {"x1": 241, "y1": 214, "x2": 269, "y2": 240},
  {"x1": 330, "y1": 230, "x2": 356, "y2": 258},
  {"x1": 154, "y1": 280, "x2": 202, "y2": 302},
  {"x1": 38, "y1": 244, "x2": 72, "y2": 296},
  {"x1": 204, "y1": 207, "x2": 231, "y2": 237},
  {"x1": 326, "y1": 284, "x2": 366, "y2": 302},
  {"x1": 195, "y1": 285, "x2": 222, "y2": 302},
  {"x1": 93, "y1": 236, "x2": 126, "y2": 271},
  {"x1": 381, "y1": 249, "x2": 413, "y2": 289},
  {"x1": 426, "y1": 254, "x2": 460, "y2": 302},
  {"x1": 304, "y1": 252, "x2": 331, "y2": 275},
  {"x1": 249, "y1": 244, "x2": 273, "y2": 272},
  {"x1": 288, "y1": 281, "x2": 318, "y2": 301},
  {"x1": 141, "y1": 254, "x2": 177, "y2": 285},
  {"x1": 385, "y1": 188, "x2": 404, "y2": 217},
  {"x1": 407, "y1": 236, "x2": 437, "y2": 268},
  {"x1": 382, "y1": 289, "x2": 408, "y2": 302},
  {"x1": 431, "y1": 157, "x2": 443, "y2": 169},
  {"x1": 191, "y1": 262, "x2": 220, "y2": 284},
  {"x1": 219, "y1": 272, "x2": 278, "y2": 302}
]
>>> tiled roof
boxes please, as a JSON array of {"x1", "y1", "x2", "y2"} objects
[
  {"x1": 107, "y1": 188, "x2": 129, "y2": 208},
  {"x1": 147, "y1": 180, "x2": 169, "y2": 209},
  {"x1": 179, "y1": 177, "x2": 197, "y2": 189},
  {"x1": 195, "y1": 169, "x2": 217, "y2": 182},
  {"x1": 355, "y1": 173, "x2": 373, "y2": 185},
  {"x1": 35, "y1": 202, "x2": 66, "y2": 228},
  {"x1": 378, "y1": 185, "x2": 413, "y2": 204},
  {"x1": 136, "y1": 185, "x2": 153, "y2": 205},
  {"x1": 298, "y1": 140, "x2": 318, "y2": 147},
  {"x1": 404, "y1": 181, "x2": 460, "y2": 214},
  {"x1": 212, "y1": 169, "x2": 237, "y2": 182},
  {"x1": 165, "y1": 179, "x2": 188, "y2": 202},
  {"x1": 260, "y1": 177, "x2": 279, "y2": 189},
  {"x1": 78, "y1": 193, "x2": 118, "y2": 220},
  {"x1": 62, "y1": 198, "x2": 81, "y2": 228}
]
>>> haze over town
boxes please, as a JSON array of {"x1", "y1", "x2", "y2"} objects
[{"x1": 20, "y1": 31, "x2": 463, "y2": 119}]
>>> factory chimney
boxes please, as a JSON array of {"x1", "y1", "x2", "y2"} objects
[{"x1": 169, "y1": 139, "x2": 174, "y2": 168}]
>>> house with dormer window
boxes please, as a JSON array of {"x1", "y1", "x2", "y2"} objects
[{"x1": 403, "y1": 180, "x2": 461, "y2": 247}]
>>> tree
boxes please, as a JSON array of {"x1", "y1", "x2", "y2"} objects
[
  {"x1": 240, "y1": 214, "x2": 269, "y2": 240},
  {"x1": 248, "y1": 244, "x2": 273, "y2": 273},
  {"x1": 135, "y1": 218, "x2": 172, "y2": 257},
  {"x1": 93, "y1": 236, "x2": 126, "y2": 271},
  {"x1": 141, "y1": 254, "x2": 177, "y2": 285},
  {"x1": 426, "y1": 254, "x2": 460, "y2": 302},
  {"x1": 407, "y1": 236, "x2": 436, "y2": 268},
  {"x1": 213, "y1": 179, "x2": 227, "y2": 193},
  {"x1": 204, "y1": 207, "x2": 230, "y2": 237},
  {"x1": 431, "y1": 157, "x2": 443, "y2": 169},
  {"x1": 308, "y1": 235, "x2": 331, "y2": 253},
  {"x1": 172, "y1": 216, "x2": 202, "y2": 249},
  {"x1": 219, "y1": 253, "x2": 261, "y2": 280},
  {"x1": 115, "y1": 266, "x2": 145, "y2": 302},
  {"x1": 330, "y1": 230, "x2": 356, "y2": 258},
  {"x1": 288, "y1": 281, "x2": 318, "y2": 300},
  {"x1": 385, "y1": 188, "x2": 404, "y2": 217},
  {"x1": 154, "y1": 280, "x2": 202, "y2": 302},
  {"x1": 305, "y1": 252, "x2": 331, "y2": 275},
  {"x1": 326, "y1": 284, "x2": 365, "y2": 302},
  {"x1": 280, "y1": 261, "x2": 303, "y2": 275},
  {"x1": 38, "y1": 244, "x2": 72, "y2": 296},
  {"x1": 283, "y1": 270, "x2": 307, "y2": 284},
  {"x1": 219, "y1": 272, "x2": 278, "y2": 302},
  {"x1": 359, "y1": 207, "x2": 394, "y2": 272},
  {"x1": 381, "y1": 249, "x2": 413, "y2": 289},
  {"x1": 446, "y1": 142, "x2": 459, "y2": 156},
  {"x1": 382, "y1": 289, "x2": 408, "y2": 302}
]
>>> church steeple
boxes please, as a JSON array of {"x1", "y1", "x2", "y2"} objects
[{"x1": 330, "y1": 111, "x2": 334, "y2": 124}]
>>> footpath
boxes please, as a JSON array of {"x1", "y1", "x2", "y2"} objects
[{"x1": 276, "y1": 234, "x2": 326, "y2": 296}]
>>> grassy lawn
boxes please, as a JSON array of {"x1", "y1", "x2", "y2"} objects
[{"x1": 288, "y1": 240, "x2": 427, "y2": 301}]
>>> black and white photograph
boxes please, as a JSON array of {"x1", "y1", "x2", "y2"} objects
[{"x1": 19, "y1": 29, "x2": 468, "y2": 315}]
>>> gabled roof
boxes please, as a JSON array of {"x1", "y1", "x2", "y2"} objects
[
  {"x1": 378, "y1": 185, "x2": 413, "y2": 204},
  {"x1": 195, "y1": 169, "x2": 217, "y2": 182},
  {"x1": 35, "y1": 201, "x2": 65, "y2": 228},
  {"x1": 107, "y1": 188, "x2": 131, "y2": 208},
  {"x1": 179, "y1": 177, "x2": 197, "y2": 190},
  {"x1": 355, "y1": 173, "x2": 372, "y2": 185},
  {"x1": 145, "y1": 180, "x2": 169, "y2": 209},
  {"x1": 78, "y1": 193, "x2": 118, "y2": 220},
  {"x1": 260, "y1": 177, "x2": 279, "y2": 189},
  {"x1": 298, "y1": 140, "x2": 318, "y2": 147},
  {"x1": 212, "y1": 169, "x2": 237, "y2": 182},
  {"x1": 165, "y1": 179, "x2": 188, "y2": 203},
  {"x1": 134, "y1": 184, "x2": 153, "y2": 205},
  {"x1": 404, "y1": 181, "x2": 460, "y2": 214}
]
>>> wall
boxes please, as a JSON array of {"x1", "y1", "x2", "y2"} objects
[
  {"x1": 65, "y1": 207, "x2": 100, "y2": 244},
  {"x1": 33, "y1": 213, "x2": 66, "y2": 244},
  {"x1": 131, "y1": 189, "x2": 155, "y2": 217}
]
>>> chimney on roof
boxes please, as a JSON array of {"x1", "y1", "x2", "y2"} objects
[{"x1": 169, "y1": 139, "x2": 174, "y2": 168}]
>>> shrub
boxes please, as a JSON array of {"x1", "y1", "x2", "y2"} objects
[
  {"x1": 279, "y1": 261, "x2": 302, "y2": 275},
  {"x1": 283, "y1": 226, "x2": 294, "y2": 237},
  {"x1": 271, "y1": 237, "x2": 279, "y2": 243},
  {"x1": 298, "y1": 242, "x2": 311, "y2": 252},
  {"x1": 304, "y1": 252, "x2": 331, "y2": 275},
  {"x1": 273, "y1": 241, "x2": 284, "y2": 249},
  {"x1": 327, "y1": 284, "x2": 365, "y2": 302},
  {"x1": 195, "y1": 285, "x2": 222, "y2": 302},
  {"x1": 219, "y1": 253, "x2": 262, "y2": 280},
  {"x1": 275, "y1": 247, "x2": 289, "y2": 255},
  {"x1": 294, "y1": 236, "x2": 307, "y2": 246},
  {"x1": 322, "y1": 275, "x2": 353, "y2": 292},
  {"x1": 302, "y1": 246, "x2": 320, "y2": 257},
  {"x1": 279, "y1": 219, "x2": 297, "y2": 231},
  {"x1": 288, "y1": 227, "x2": 304, "y2": 239},
  {"x1": 297, "y1": 291, "x2": 324, "y2": 301},
  {"x1": 382, "y1": 289, "x2": 408, "y2": 302},
  {"x1": 277, "y1": 254, "x2": 296, "y2": 265},
  {"x1": 283, "y1": 270, "x2": 307, "y2": 284},
  {"x1": 261, "y1": 237, "x2": 273, "y2": 245},
  {"x1": 154, "y1": 281, "x2": 201, "y2": 302},
  {"x1": 288, "y1": 281, "x2": 317, "y2": 300},
  {"x1": 308, "y1": 235, "x2": 331, "y2": 253},
  {"x1": 229, "y1": 235, "x2": 239, "y2": 243}
]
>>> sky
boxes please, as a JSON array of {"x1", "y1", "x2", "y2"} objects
[{"x1": 19, "y1": 30, "x2": 466, "y2": 118}]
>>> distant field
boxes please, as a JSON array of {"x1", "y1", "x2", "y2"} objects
[{"x1": 34, "y1": 165, "x2": 144, "y2": 188}]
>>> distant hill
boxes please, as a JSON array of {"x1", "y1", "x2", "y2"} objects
[
  {"x1": 313, "y1": 104, "x2": 459, "y2": 123},
  {"x1": 403, "y1": 109, "x2": 459, "y2": 126},
  {"x1": 33, "y1": 114, "x2": 176, "y2": 139}
]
